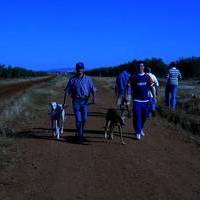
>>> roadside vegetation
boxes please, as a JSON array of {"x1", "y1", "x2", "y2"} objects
[
  {"x1": 0, "y1": 64, "x2": 48, "y2": 78},
  {"x1": 87, "y1": 57, "x2": 200, "y2": 80},
  {"x1": 158, "y1": 81, "x2": 200, "y2": 135},
  {"x1": 0, "y1": 76, "x2": 67, "y2": 135}
]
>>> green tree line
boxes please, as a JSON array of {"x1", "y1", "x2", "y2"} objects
[
  {"x1": 86, "y1": 57, "x2": 200, "y2": 79},
  {"x1": 0, "y1": 64, "x2": 48, "y2": 78},
  {"x1": 176, "y1": 57, "x2": 200, "y2": 79}
]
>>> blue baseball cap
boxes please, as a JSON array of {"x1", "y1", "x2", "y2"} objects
[{"x1": 76, "y1": 62, "x2": 85, "y2": 70}]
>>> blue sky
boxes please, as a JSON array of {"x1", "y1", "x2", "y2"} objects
[{"x1": 0, "y1": 0, "x2": 199, "y2": 70}]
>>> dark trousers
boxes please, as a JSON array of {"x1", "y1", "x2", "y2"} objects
[
  {"x1": 133, "y1": 101, "x2": 149, "y2": 135},
  {"x1": 165, "y1": 84, "x2": 178, "y2": 109},
  {"x1": 72, "y1": 98, "x2": 88, "y2": 137}
]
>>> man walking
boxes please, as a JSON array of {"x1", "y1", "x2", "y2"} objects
[
  {"x1": 165, "y1": 62, "x2": 182, "y2": 109},
  {"x1": 129, "y1": 63, "x2": 156, "y2": 140},
  {"x1": 63, "y1": 62, "x2": 96, "y2": 139},
  {"x1": 115, "y1": 68, "x2": 132, "y2": 120}
]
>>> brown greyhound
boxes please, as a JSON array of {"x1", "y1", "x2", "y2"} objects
[{"x1": 104, "y1": 109, "x2": 125, "y2": 145}]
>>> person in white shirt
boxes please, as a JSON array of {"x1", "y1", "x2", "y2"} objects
[
  {"x1": 145, "y1": 67, "x2": 159, "y2": 117},
  {"x1": 165, "y1": 63, "x2": 182, "y2": 109}
]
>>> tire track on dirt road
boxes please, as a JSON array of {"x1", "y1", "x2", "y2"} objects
[
  {"x1": 1, "y1": 77, "x2": 200, "y2": 200},
  {"x1": 0, "y1": 76, "x2": 55, "y2": 100}
]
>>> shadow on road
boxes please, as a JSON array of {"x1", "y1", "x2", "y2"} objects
[
  {"x1": 8, "y1": 127, "x2": 134, "y2": 145},
  {"x1": 66, "y1": 111, "x2": 106, "y2": 118}
]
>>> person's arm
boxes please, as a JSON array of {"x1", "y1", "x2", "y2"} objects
[
  {"x1": 115, "y1": 77, "x2": 119, "y2": 96},
  {"x1": 63, "y1": 79, "x2": 72, "y2": 107},
  {"x1": 148, "y1": 75, "x2": 157, "y2": 102},
  {"x1": 126, "y1": 75, "x2": 134, "y2": 99},
  {"x1": 152, "y1": 74, "x2": 159, "y2": 96},
  {"x1": 63, "y1": 92, "x2": 67, "y2": 108},
  {"x1": 125, "y1": 81, "x2": 131, "y2": 100},
  {"x1": 150, "y1": 86, "x2": 156, "y2": 102},
  {"x1": 91, "y1": 90, "x2": 96, "y2": 104},
  {"x1": 89, "y1": 77, "x2": 97, "y2": 104},
  {"x1": 166, "y1": 71, "x2": 169, "y2": 80},
  {"x1": 153, "y1": 74, "x2": 159, "y2": 87},
  {"x1": 178, "y1": 70, "x2": 182, "y2": 80}
]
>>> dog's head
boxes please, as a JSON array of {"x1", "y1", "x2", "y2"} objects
[
  {"x1": 50, "y1": 102, "x2": 64, "y2": 114},
  {"x1": 50, "y1": 102, "x2": 58, "y2": 111},
  {"x1": 106, "y1": 109, "x2": 124, "y2": 125}
]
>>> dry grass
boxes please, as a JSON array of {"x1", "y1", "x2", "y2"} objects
[
  {"x1": 0, "y1": 75, "x2": 68, "y2": 136},
  {"x1": 158, "y1": 80, "x2": 200, "y2": 135},
  {"x1": 158, "y1": 106, "x2": 200, "y2": 135},
  {"x1": 93, "y1": 76, "x2": 115, "y2": 90},
  {"x1": 178, "y1": 92, "x2": 200, "y2": 116}
]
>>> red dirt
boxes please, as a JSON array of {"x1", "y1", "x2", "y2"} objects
[
  {"x1": 0, "y1": 76, "x2": 54, "y2": 101},
  {"x1": 0, "y1": 78, "x2": 200, "y2": 200}
]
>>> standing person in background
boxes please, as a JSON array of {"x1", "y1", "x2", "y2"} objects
[
  {"x1": 115, "y1": 67, "x2": 132, "y2": 122},
  {"x1": 129, "y1": 63, "x2": 156, "y2": 140},
  {"x1": 165, "y1": 62, "x2": 182, "y2": 109},
  {"x1": 145, "y1": 67, "x2": 159, "y2": 117},
  {"x1": 63, "y1": 62, "x2": 96, "y2": 141}
]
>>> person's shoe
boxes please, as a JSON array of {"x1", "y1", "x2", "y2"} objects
[
  {"x1": 75, "y1": 132, "x2": 79, "y2": 137},
  {"x1": 133, "y1": 133, "x2": 141, "y2": 140},
  {"x1": 77, "y1": 135, "x2": 85, "y2": 143},
  {"x1": 140, "y1": 130, "x2": 145, "y2": 136}
]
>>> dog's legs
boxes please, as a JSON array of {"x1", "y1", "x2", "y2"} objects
[
  {"x1": 120, "y1": 104, "x2": 125, "y2": 118},
  {"x1": 59, "y1": 119, "x2": 63, "y2": 135},
  {"x1": 104, "y1": 120, "x2": 111, "y2": 139},
  {"x1": 118, "y1": 125, "x2": 125, "y2": 145},
  {"x1": 51, "y1": 119, "x2": 54, "y2": 134},
  {"x1": 60, "y1": 121, "x2": 64, "y2": 135},
  {"x1": 110, "y1": 123, "x2": 114, "y2": 140},
  {"x1": 60, "y1": 111, "x2": 65, "y2": 135},
  {"x1": 127, "y1": 104, "x2": 131, "y2": 118},
  {"x1": 55, "y1": 120, "x2": 60, "y2": 140},
  {"x1": 52, "y1": 119, "x2": 56, "y2": 136}
]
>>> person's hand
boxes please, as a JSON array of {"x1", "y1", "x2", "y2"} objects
[{"x1": 125, "y1": 95, "x2": 131, "y2": 102}]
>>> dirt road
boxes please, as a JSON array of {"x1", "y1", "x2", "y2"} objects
[
  {"x1": 0, "y1": 77, "x2": 200, "y2": 200},
  {"x1": 0, "y1": 76, "x2": 54, "y2": 101}
]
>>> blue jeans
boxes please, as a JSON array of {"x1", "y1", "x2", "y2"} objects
[
  {"x1": 72, "y1": 98, "x2": 88, "y2": 137},
  {"x1": 165, "y1": 84, "x2": 178, "y2": 109},
  {"x1": 149, "y1": 98, "x2": 156, "y2": 117},
  {"x1": 133, "y1": 101, "x2": 149, "y2": 135}
]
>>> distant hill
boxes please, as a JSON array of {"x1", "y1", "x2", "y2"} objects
[{"x1": 47, "y1": 67, "x2": 74, "y2": 74}]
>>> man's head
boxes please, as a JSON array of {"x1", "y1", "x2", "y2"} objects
[
  {"x1": 75, "y1": 62, "x2": 85, "y2": 76},
  {"x1": 145, "y1": 67, "x2": 151, "y2": 74},
  {"x1": 127, "y1": 65, "x2": 136, "y2": 74},
  {"x1": 169, "y1": 62, "x2": 176, "y2": 69},
  {"x1": 138, "y1": 62, "x2": 145, "y2": 73}
]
